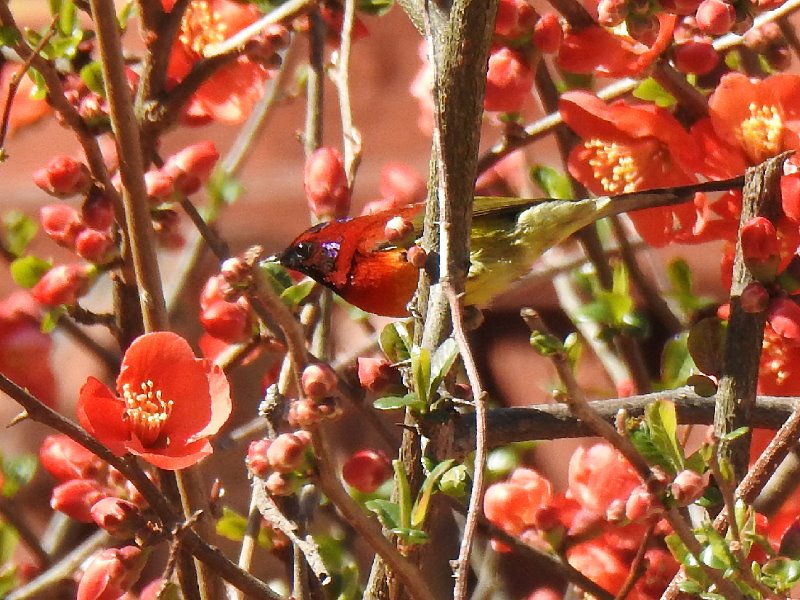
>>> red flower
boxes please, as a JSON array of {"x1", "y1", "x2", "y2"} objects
[
  {"x1": 557, "y1": 13, "x2": 676, "y2": 77},
  {"x1": 709, "y1": 73, "x2": 800, "y2": 165},
  {"x1": 77, "y1": 332, "x2": 232, "y2": 470},
  {"x1": 559, "y1": 91, "x2": 709, "y2": 246},
  {"x1": 163, "y1": 0, "x2": 272, "y2": 124}
]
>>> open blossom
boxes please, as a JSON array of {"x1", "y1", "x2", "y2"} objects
[
  {"x1": 77, "y1": 332, "x2": 232, "y2": 470},
  {"x1": 162, "y1": 0, "x2": 272, "y2": 124},
  {"x1": 567, "y1": 443, "x2": 641, "y2": 518},
  {"x1": 560, "y1": 91, "x2": 710, "y2": 246}
]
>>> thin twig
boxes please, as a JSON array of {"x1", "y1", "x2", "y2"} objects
[
  {"x1": 332, "y1": 0, "x2": 362, "y2": 186},
  {"x1": 614, "y1": 521, "x2": 655, "y2": 600}
]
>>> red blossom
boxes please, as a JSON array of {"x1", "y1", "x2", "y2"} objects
[
  {"x1": 557, "y1": 13, "x2": 676, "y2": 77},
  {"x1": 163, "y1": 0, "x2": 272, "y2": 124},
  {"x1": 77, "y1": 331, "x2": 232, "y2": 470},
  {"x1": 559, "y1": 91, "x2": 707, "y2": 246},
  {"x1": 567, "y1": 443, "x2": 641, "y2": 518},
  {"x1": 342, "y1": 449, "x2": 393, "y2": 493},
  {"x1": 77, "y1": 546, "x2": 145, "y2": 600}
]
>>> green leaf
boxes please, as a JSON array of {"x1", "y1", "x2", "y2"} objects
[
  {"x1": 530, "y1": 165, "x2": 573, "y2": 200},
  {"x1": 411, "y1": 345, "x2": 431, "y2": 405},
  {"x1": 373, "y1": 394, "x2": 423, "y2": 411},
  {"x1": 2, "y1": 454, "x2": 37, "y2": 497},
  {"x1": 281, "y1": 280, "x2": 315, "y2": 307},
  {"x1": 27, "y1": 68, "x2": 46, "y2": 100},
  {"x1": 0, "y1": 563, "x2": 18, "y2": 598},
  {"x1": 207, "y1": 169, "x2": 244, "y2": 213},
  {"x1": 644, "y1": 399, "x2": 684, "y2": 472},
  {"x1": 117, "y1": 1, "x2": 137, "y2": 29},
  {"x1": 687, "y1": 318, "x2": 726, "y2": 377},
  {"x1": 390, "y1": 527, "x2": 429, "y2": 545},
  {"x1": 365, "y1": 499, "x2": 400, "y2": 530},
  {"x1": 410, "y1": 459, "x2": 455, "y2": 529},
  {"x1": 260, "y1": 261, "x2": 295, "y2": 295},
  {"x1": 0, "y1": 26, "x2": 20, "y2": 47},
  {"x1": 10, "y1": 256, "x2": 52, "y2": 289},
  {"x1": 0, "y1": 522, "x2": 18, "y2": 564},
  {"x1": 41, "y1": 307, "x2": 65, "y2": 333},
  {"x1": 439, "y1": 464, "x2": 469, "y2": 497},
  {"x1": 58, "y1": 0, "x2": 77, "y2": 35},
  {"x1": 357, "y1": 0, "x2": 393, "y2": 15},
  {"x1": 3, "y1": 211, "x2": 37, "y2": 257},
  {"x1": 633, "y1": 77, "x2": 677, "y2": 108},
  {"x1": 668, "y1": 258, "x2": 693, "y2": 298},
  {"x1": 721, "y1": 426, "x2": 749, "y2": 442},
  {"x1": 529, "y1": 330, "x2": 563, "y2": 356},
  {"x1": 79, "y1": 62, "x2": 105, "y2": 97},
  {"x1": 393, "y1": 460, "x2": 411, "y2": 529},
  {"x1": 661, "y1": 333, "x2": 696, "y2": 389},
  {"x1": 429, "y1": 338, "x2": 458, "y2": 396},
  {"x1": 379, "y1": 321, "x2": 412, "y2": 363},
  {"x1": 215, "y1": 506, "x2": 248, "y2": 542}
]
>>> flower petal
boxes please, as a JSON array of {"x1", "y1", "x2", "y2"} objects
[
  {"x1": 191, "y1": 361, "x2": 231, "y2": 440},
  {"x1": 125, "y1": 436, "x2": 213, "y2": 470},
  {"x1": 118, "y1": 332, "x2": 212, "y2": 443},
  {"x1": 77, "y1": 377, "x2": 129, "y2": 456}
]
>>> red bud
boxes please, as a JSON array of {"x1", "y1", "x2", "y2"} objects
[
  {"x1": 77, "y1": 546, "x2": 145, "y2": 600},
  {"x1": 301, "y1": 363, "x2": 338, "y2": 398},
  {"x1": 533, "y1": 13, "x2": 562, "y2": 54},
  {"x1": 39, "y1": 434, "x2": 104, "y2": 482},
  {"x1": 673, "y1": 40, "x2": 719, "y2": 75},
  {"x1": 32, "y1": 264, "x2": 94, "y2": 307},
  {"x1": 40, "y1": 204, "x2": 85, "y2": 248},
  {"x1": 33, "y1": 156, "x2": 92, "y2": 198},
  {"x1": 695, "y1": 0, "x2": 735, "y2": 35},
  {"x1": 266, "y1": 432, "x2": 310, "y2": 473},
  {"x1": 342, "y1": 449, "x2": 392, "y2": 493},
  {"x1": 304, "y1": 147, "x2": 350, "y2": 220},
  {"x1": 768, "y1": 297, "x2": 800, "y2": 345},
  {"x1": 51, "y1": 479, "x2": 111, "y2": 522},
  {"x1": 90, "y1": 497, "x2": 141, "y2": 536},
  {"x1": 484, "y1": 47, "x2": 533, "y2": 113}
]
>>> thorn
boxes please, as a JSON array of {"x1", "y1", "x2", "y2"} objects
[{"x1": 7, "y1": 410, "x2": 29, "y2": 427}]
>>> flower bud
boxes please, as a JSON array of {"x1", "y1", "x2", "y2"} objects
[
  {"x1": 768, "y1": 297, "x2": 800, "y2": 345},
  {"x1": 301, "y1": 363, "x2": 338, "y2": 398},
  {"x1": 287, "y1": 398, "x2": 322, "y2": 428},
  {"x1": 90, "y1": 497, "x2": 141, "y2": 536},
  {"x1": 32, "y1": 264, "x2": 94, "y2": 307},
  {"x1": 40, "y1": 434, "x2": 103, "y2": 482},
  {"x1": 40, "y1": 204, "x2": 85, "y2": 248},
  {"x1": 247, "y1": 439, "x2": 272, "y2": 477},
  {"x1": 660, "y1": 0, "x2": 702, "y2": 14},
  {"x1": 695, "y1": 0, "x2": 735, "y2": 35},
  {"x1": 33, "y1": 156, "x2": 92, "y2": 198},
  {"x1": 673, "y1": 40, "x2": 719, "y2": 75},
  {"x1": 144, "y1": 169, "x2": 176, "y2": 204},
  {"x1": 51, "y1": 479, "x2": 111, "y2": 522},
  {"x1": 266, "y1": 432, "x2": 310, "y2": 473},
  {"x1": 379, "y1": 163, "x2": 426, "y2": 206},
  {"x1": 264, "y1": 471, "x2": 299, "y2": 496},
  {"x1": 670, "y1": 469, "x2": 707, "y2": 505},
  {"x1": 82, "y1": 190, "x2": 115, "y2": 230},
  {"x1": 405, "y1": 245, "x2": 428, "y2": 269},
  {"x1": 357, "y1": 357, "x2": 402, "y2": 393},
  {"x1": 533, "y1": 13, "x2": 562, "y2": 54},
  {"x1": 625, "y1": 485, "x2": 660, "y2": 521},
  {"x1": 163, "y1": 141, "x2": 220, "y2": 195},
  {"x1": 200, "y1": 300, "x2": 251, "y2": 343},
  {"x1": 743, "y1": 22, "x2": 782, "y2": 53},
  {"x1": 77, "y1": 546, "x2": 145, "y2": 600},
  {"x1": 342, "y1": 449, "x2": 392, "y2": 493},
  {"x1": 741, "y1": 216, "x2": 780, "y2": 280},
  {"x1": 220, "y1": 257, "x2": 250, "y2": 287},
  {"x1": 494, "y1": 0, "x2": 537, "y2": 40},
  {"x1": 741, "y1": 282, "x2": 770, "y2": 313},
  {"x1": 304, "y1": 147, "x2": 351, "y2": 220},
  {"x1": 484, "y1": 47, "x2": 533, "y2": 113},
  {"x1": 75, "y1": 229, "x2": 115, "y2": 263}
]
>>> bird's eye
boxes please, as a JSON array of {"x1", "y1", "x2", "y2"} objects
[{"x1": 294, "y1": 241, "x2": 314, "y2": 261}]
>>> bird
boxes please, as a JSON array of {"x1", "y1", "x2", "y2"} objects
[{"x1": 278, "y1": 179, "x2": 742, "y2": 317}]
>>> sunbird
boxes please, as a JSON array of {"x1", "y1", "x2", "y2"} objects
[{"x1": 278, "y1": 180, "x2": 741, "y2": 317}]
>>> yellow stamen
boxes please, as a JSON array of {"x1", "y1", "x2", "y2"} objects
[
  {"x1": 585, "y1": 139, "x2": 643, "y2": 194},
  {"x1": 180, "y1": 0, "x2": 229, "y2": 55},
  {"x1": 122, "y1": 380, "x2": 174, "y2": 446},
  {"x1": 738, "y1": 103, "x2": 784, "y2": 164}
]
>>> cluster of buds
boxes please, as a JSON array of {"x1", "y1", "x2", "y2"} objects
[
  {"x1": 200, "y1": 272, "x2": 254, "y2": 344},
  {"x1": 247, "y1": 430, "x2": 313, "y2": 496},
  {"x1": 76, "y1": 546, "x2": 146, "y2": 600},
  {"x1": 287, "y1": 363, "x2": 341, "y2": 428},
  {"x1": 41, "y1": 434, "x2": 147, "y2": 537},
  {"x1": 356, "y1": 357, "x2": 403, "y2": 394},
  {"x1": 31, "y1": 263, "x2": 96, "y2": 308},
  {"x1": 304, "y1": 147, "x2": 351, "y2": 221},
  {"x1": 41, "y1": 200, "x2": 115, "y2": 264}
]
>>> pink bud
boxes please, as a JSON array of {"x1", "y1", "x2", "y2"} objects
[
  {"x1": 144, "y1": 170, "x2": 176, "y2": 204},
  {"x1": 625, "y1": 485, "x2": 660, "y2": 521},
  {"x1": 90, "y1": 497, "x2": 141, "y2": 536},
  {"x1": 31, "y1": 264, "x2": 94, "y2": 307},
  {"x1": 287, "y1": 398, "x2": 322, "y2": 428},
  {"x1": 304, "y1": 147, "x2": 351, "y2": 220},
  {"x1": 82, "y1": 191, "x2": 115, "y2": 230},
  {"x1": 200, "y1": 300, "x2": 251, "y2": 344},
  {"x1": 301, "y1": 363, "x2": 338, "y2": 398},
  {"x1": 40, "y1": 435, "x2": 104, "y2": 482},
  {"x1": 266, "y1": 432, "x2": 310, "y2": 473},
  {"x1": 379, "y1": 163, "x2": 426, "y2": 206},
  {"x1": 247, "y1": 438, "x2": 273, "y2": 477},
  {"x1": 671, "y1": 469, "x2": 707, "y2": 505},
  {"x1": 533, "y1": 13, "x2": 563, "y2": 54},
  {"x1": 494, "y1": 0, "x2": 537, "y2": 40},
  {"x1": 77, "y1": 546, "x2": 145, "y2": 600},
  {"x1": 484, "y1": 47, "x2": 533, "y2": 113},
  {"x1": 673, "y1": 40, "x2": 719, "y2": 75},
  {"x1": 741, "y1": 216, "x2": 780, "y2": 280},
  {"x1": 342, "y1": 449, "x2": 392, "y2": 493},
  {"x1": 405, "y1": 245, "x2": 428, "y2": 269},
  {"x1": 51, "y1": 479, "x2": 111, "y2": 522},
  {"x1": 695, "y1": 0, "x2": 735, "y2": 36},
  {"x1": 768, "y1": 297, "x2": 800, "y2": 345},
  {"x1": 741, "y1": 282, "x2": 770, "y2": 313},
  {"x1": 163, "y1": 141, "x2": 219, "y2": 195},
  {"x1": 384, "y1": 216, "x2": 416, "y2": 246},
  {"x1": 75, "y1": 229, "x2": 115, "y2": 263},
  {"x1": 40, "y1": 204, "x2": 85, "y2": 248},
  {"x1": 264, "y1": 471, "x2": 298, "y2": 496},
  {"x1": 33, "y1": 156, "x2": 92, "y2": 198},
  {"x1": 357, "y1": 357, "x2": 402, "y2": 393}
]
